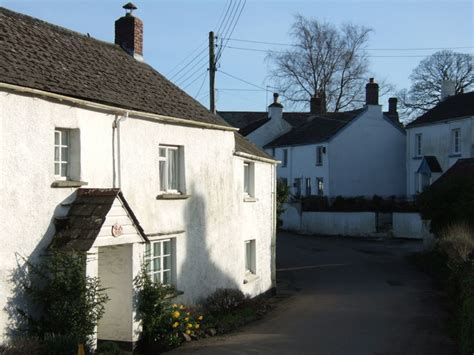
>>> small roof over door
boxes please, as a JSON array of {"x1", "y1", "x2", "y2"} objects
[{"x1": 417, "y1": 156, "x2": 443, "y2": 175}]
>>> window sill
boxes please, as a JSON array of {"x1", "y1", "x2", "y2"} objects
[
  {"x1": 164, "y1": 289, "x2": 184, "y2": 299},
  {"x1": 449, "y1": 153, "x2": 462, "y2": 158},
  {"x1": 243, "y1": 196, "x2": 258, "y2": 203},
  {"x1": 156, "y1": 194, "x2": 190, "y2": 200},
  {"x1": 51, "y1": 180, "x2": 88, "y2": 188},
  {"x1": 412, "y1": 156, "x2": 422, "y2": 160},
  {"x1": 243, "y1": 273, "x2": 259, "y2": 284}
]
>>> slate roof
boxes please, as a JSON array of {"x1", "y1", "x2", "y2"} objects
[
  {"x1": 423, "y1": 156, "x2": 443, "y2": 173},
  {"x1": 264, "y1": 109, "x2": 365, "y2": 148},
  {"x1": 0, "y1": 7, "x2": 230, "y2": 127},
  {"x1": 431, "y1": 158, "x2": 474, "y2": 188},
  {"x1": 234, "y1": 133, "x2": 274, "y2": 160},
  {"x1": 406, "y1": 92, "x2": 474, "y2": 128},
  {"x1": 50, "y1": 189, "x2": 147, "y2": 251}
]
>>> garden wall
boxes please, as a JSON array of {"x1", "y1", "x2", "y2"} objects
[{"x1": 392, "y1": 213, "x2": 424, "y2": 239}]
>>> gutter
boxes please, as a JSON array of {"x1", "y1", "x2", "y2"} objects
[
  {"x1": 0, "y1": 82, "x2": 238, "y2": 132},
  {"x1": 233, "y1": 151, "x2": 280, "y2": 165}
]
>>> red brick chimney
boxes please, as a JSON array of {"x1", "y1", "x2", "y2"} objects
[
  {"x1": 388, "y1": 97, "x2": 397, "y2": 114},
  {"x1": 115, "y1": 3, "x2": 143, "y2": 60},
  {"x1": 310, "y1": 91, "x2": 326, "y2": 114},
  {"x1": 365, "y1": 78, "x2": 379, "y2": 105}
]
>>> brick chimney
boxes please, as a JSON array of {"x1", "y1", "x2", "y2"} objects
[
  {"x1": 441, "y1": 80, "x2": 455, "y2": 101},
  {"x1": 310, "y1": 91, "x2": 326, "y2": 114},
  {"x1": 365, "y1": 78, "x2": 379, "y2": 105},
  {"x1": 115, "y1": 2, "x2": 143, "y2": 60},
  {"x1": 388, "y1": 97, "x2": 397, "y2": 115}
]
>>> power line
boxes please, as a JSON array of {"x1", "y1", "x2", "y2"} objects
[
  {"x1": 218, "y1": 88, "x2": 266, "y2": 91},
  {"x1": 173, "y1": 55, "x2": 208, "y2": 85},
  {"x1": 182, "y1": 71, "x2": 208, "y2": 91},
  {"x1": 214, "y1": 0, "x2": 232, "y2": 32},
  {"x1": 221, "y1": 37, "x2": 474, "y2": 51},
  {"x1": 216, "y1": 0, "x2": 234, "y2": 35},
  {"x1": 218, "y1": 69, "x2": 268, "y2": 91},
  {"x1": 169, "y1": 46, "x2": 208, "y2": 81},
  {"x1": 195, "y1": 70, "x2": 208, "y2": 98},
  {"x1": 166, "y1": 41, "x2": 208, "y2": 77},
  {"x1": 217, "y1": 0, "x2": 246, "y2": 62}
]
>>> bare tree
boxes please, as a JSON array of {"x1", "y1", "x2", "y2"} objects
[
  {"x1": 398, "y1": 50, "x2": 473, "y2": 121},
  {"x1": 268, "y1": 16, "x2": 372, "y2": 112}
]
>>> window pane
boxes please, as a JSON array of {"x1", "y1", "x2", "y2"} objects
[
  {"x1": 61, "y1": 130, "x2": 68, "y2": 145},
  {"x1": 146, "y1": 261, "x2": 152, "y2": 273},
  {"x1": 246, "y1": 242, "x2": 251, "y2": 270},
  {"x1": 54, "y1": 147, "x2": 59, "y2": 161},
  {"x1": 153, "y1": 257, "x2": 161, "y2": 271},
  {"x1": 163, "y1": 255, "x2": 171, "y2": 270},
  {"x1": 54, "y1": 163, "x2": 60, "y2": 175},
  {"x1": 168, "y1": 149, "x2": 178, "y2": 190},
  {"x1": 163, "y1": 271, "x2": 171, "y2": 284},
  {"x1": 244, "y1": 164, "x2": 249, "y2": 193},
  {"x1": 145, "y1": 243, "x2": 151, "y2": 256},
  {"x1": 159, "y1": 161, "x2": 166, "y2": 191},
  {"x1": 61, "y1": 147, "x2": 68, "y2": 162},
  {"x1": 60, "y1": 163, "x2": 67, "y2": 177},
  {"x1": 159, "y1": 148, "x2": 167, "y2": 157},
  {"x1": 153, "y1": 242, "x2": 161, "y2": 256},
  {"x1": 55, "y1": 131, "x2": 60, "y2": 145},
  {"x1": 163, "y1": 240, "x2": 171, "y2": 254},
  {"x1": 153, "y1": 273, "x2": 161, "y2": 283}
]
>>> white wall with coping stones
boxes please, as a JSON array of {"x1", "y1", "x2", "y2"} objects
[
  {"x1": 0, "y1": 90, "x2": 275, "y2": 342},
  {"x1": 392, "y1": 213, "x2": 424, "y2": 240},
  {"x1": 301, "y1": 212, "x2": 377, "y2": 236}
]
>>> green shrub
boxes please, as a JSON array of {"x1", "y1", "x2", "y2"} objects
[
  {"x1": 438, "y1": 224, "x2": 474, "y2": 264},
  {"x1": 15, "y1": 251, "x2": 109, "y2": 352},
  {"x1": 460, "y1": 295, "x2": 474, "y2": 355},
  {"x1": 0, "y1": 336, "x2": 44, "y2": 355},
  {"x1": 277, "y1": 179, "x2": 290, "y2": 227},
  {"x1": 202, "y1": 288, "x2": 247, "y2": 315}
]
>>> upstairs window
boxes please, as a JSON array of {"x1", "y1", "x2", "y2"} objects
[
  {"x1": 145, "y1": 239, "x2": 175, "y2": 285},
  {"x1": 316, "y1": 146, "x2": 324, "y2": 166},
  {"x1": 415, "y1": 134, "x2": 422, "y2": 157},
  {"x1": 245, "y1": 240, "x2": 256, "y2": 275},
  {"x1": 305, "y1": 177, "x2": 311, "y2": 196},
  {"x1": 54, "y1": 129, "x2": 70, "y2": 179},
  {"x1": 159, "y1": 146, "x2": 181, "y2": 194},
  {"x1": 282, "y1": 149, "x2": 288, "y2": 167},
  {"x1": 317, "y1": 177, "x2": 324, "y2": 196},
  {"x1": 452, "y1": 128, "x2": 461, "y2": 154},
  {"x1": 243, "y1": 161, "x2": 255, "y2": 198}
]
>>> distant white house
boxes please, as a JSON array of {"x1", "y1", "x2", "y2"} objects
[
  {"x1": 220, "y1": 79, "x2": 407, "y2": 198},
  {"x1": 0, "y1": 5, "x2": 277, "y2": 348},
  {"x1": 405, "y1": 82, "x2": 474, "y2": 196}
]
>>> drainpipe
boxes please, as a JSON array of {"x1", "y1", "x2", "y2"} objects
[
  {"x1": 113, "y1": 112, "x2": 129, "y2": 188},
  {"x1": 270, "y1": 163, "x2": 277, "y2": 294}
]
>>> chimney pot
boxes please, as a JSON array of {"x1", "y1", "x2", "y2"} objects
[
  {"x1": 273, "y1": 92, "x2": 279, "y2": 103},
  {"x1": 365, "y1": 78, "x2": 379, "y2": 105},
  {"x1": 115, "y1": 3, "x2": 143, "y2": 60}
]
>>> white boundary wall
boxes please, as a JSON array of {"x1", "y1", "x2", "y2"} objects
[
  {"x1": 392, "y1": 213, "x2": 424, "y2": 240},
  {"x1": 301, "y1": 212, "x2": 377, "y2": 236}
]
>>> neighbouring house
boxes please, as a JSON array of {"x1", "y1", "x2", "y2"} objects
[
  {"x1": 0, "y1": 4, "x2": 278, "y2": 348},
  {"x1": 405, "y1": 81, "x2": 474, "y2": 196},
  {"x1": 220, "y1": 79, "x2": 406, "y2": 198}
]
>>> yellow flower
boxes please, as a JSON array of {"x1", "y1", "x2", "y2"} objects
[
  {"x1": 172, "y1": 304, "x2": 178, "y2": 308},
  {"x1": 195, "y1": 324, "x2": 200, "y2": 329},
  {"x1": 198, "y1": 315, "x2": 203, "y2": 321},
  {"x1": 172, "y1": 322, "x2": 179, "y2": 328},
  {"x1": 185, "y1": 329, "x2": 191, "y2": 335},
  {"x1": 179, "y1": 305, "x2": 185, "y2": 310},
  {"x1": 184, "y1": 317, "x2": 189, "y2": 322},
  {"x1": 187, "y1": 323, "x2": 193, "y2": 329},
  {"x1": 186, "y1": 312, "x2": 190, "y2": 316},
  {"x1": 172, "y1": 311, "x2": 180, "y2": 319}
]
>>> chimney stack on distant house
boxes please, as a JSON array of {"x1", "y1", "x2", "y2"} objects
[
  {"x1": 268, "y1": 93, "x2": 283, "y2": 121},
  {"x1": 365, "y1": 78, "x2": 379, "y2": 105},
  {"x1": 310, "y1": 91, "x2": 326, "y2": 114},
  {"x1": 441, "y1": 80, "x2": 456, "y2": 101},
  {"x1": 115, "y1": 2, "x2": 143, "y2": 60},
  {"x1": 388, "y1": 97, "x2": 398, "y2": 115}
]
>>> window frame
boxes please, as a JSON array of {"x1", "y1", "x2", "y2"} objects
[
  {"x1": 145, "y1": 238, "x2": 174, "y2": 285},
  {"x1": 452, "y1": 128, "x2": 461, "y2": 154},
  {"x1": 54, "y1": 128, "x2": 70, "y2": 180},
  {"x1": 158, "y1": 145, "x2": 181, "y2": 194},
  {"x1": 305, "y1": 177, "x2": 311, "y2": 196},
  {"x1": 415, "y1": 133, "x2": 422, "y2": 157},
  {"x1": 316, "y1": 146, "x2": 324, "y2": 166},
  {"x1": 243, "y1": 161, "x2": 255, "y2": 198},
  {"x1": 245, "y1": 239, "x2": 256, "y2": 275}
]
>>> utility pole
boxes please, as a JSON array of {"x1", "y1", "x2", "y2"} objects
[{"x1": 209, "y1": 31, "x2": 216, "y2": 114}]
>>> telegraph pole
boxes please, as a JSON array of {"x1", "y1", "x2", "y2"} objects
[{"x1": 209, "y1": 31, "x2": 216, "y2": 114}]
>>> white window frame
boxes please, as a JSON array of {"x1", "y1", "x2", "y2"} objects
[
  {"x1": 305, "y1": 177, "x2": 311, "y2": 196},
  {"x1": 54, "y1": 129, "x2": 70, "y2": 180},
  {"x1": 316, "y1": 146, "x2": 324, "y2": 166},
  {"x1": 452, "y1": 128, "x2": 461, "y2": 154},
  {"x1": 243, "y1": 161, "x2": 255, "y2": 197},
  {"x1": 317, "y1": 177, "x2": 324, "y2": 196},
  {"x1": 145, "y1": 239, "x2": 174, "y2": 285},
  {"x1": 282, "y1": 149, "x2": 288, "y2": 167},
  {"x1": 415, "y1": 133, "x2": 422, "y2": 157},
  {"x1": 158, "y1": 145, "x2": 181, "y2": 194},
  {"x1": 245, "y1": 240, "x2": 256, "y2": 275}
]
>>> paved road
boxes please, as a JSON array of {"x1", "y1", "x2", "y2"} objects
[{"x1": 172, "y1": 232, "x2": 456, "y2": 355}]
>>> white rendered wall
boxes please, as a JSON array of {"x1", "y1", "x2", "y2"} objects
[
  {"x1": 392, "y1": 213, "x2": 424, "y2": 239},
  {"x1": 328, "y1": 106, "x2": 406, "y2": 197},
  {"x1": 301, "y1": 212, "x2": 377, "y2": 236},
  {"x1": 280, "y1": 203, "x2": 302, "y2": 231},
  {"x1": 247, "y1": 108, "x2": 291, "y2": 147},
  {"x1": 406, "y1": 117, "x2": 474, "y2": 196},
  {"x1": 0, "y1": 90, "x2": 275, "y2": 341}
]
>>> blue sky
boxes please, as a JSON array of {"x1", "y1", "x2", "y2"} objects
[{"x1": 2, "y1": 0, "x2": 473, "y2": 112}]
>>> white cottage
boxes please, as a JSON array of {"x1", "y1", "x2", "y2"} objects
[
  {"x1": 405, "y1": 83, "x2": 474, "y2": 196},
  {"x1": 0, "y1": 5, "x2": 277, "y2": 348},
  {"x1": 220, "y1": 79, "x2": 406, "y2": 198}
]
